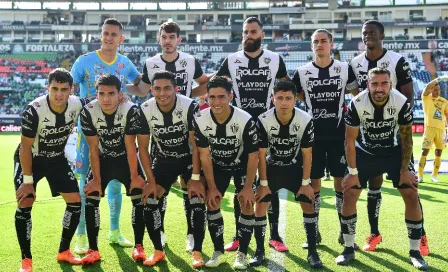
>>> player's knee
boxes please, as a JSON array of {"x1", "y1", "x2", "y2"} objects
[
  {"x1": 62, "y1": 192, "x2": 81, "y2": 203},
  {"x1": 86, "y1": 191, "x2": 100, "y2": 198},
  {"x1": 18, "y1": 197, "x2": 35, "y2": 208},
  {"x1": 300, "y1": 202, "x2": 314, "y2": 214},
  {"x1": 311, "y1": 179, "x2": 321, "y2": 191},
  {"x1": 255, "y1": 202, "x2": 269, "y2": 217},
  {"x1": 422, "y1": 149, "x2": 430, "y2": 156},
  {"x1": 107, "y1": 180, "x2": 122, "y2": 195},
  {"x1": 435, "y1": 149, "x2": 442, "y2": 156},
  {"x1": 240, "y1": 204, "x2": 254, "y2": 215},
  {"x1": 369, "y1": 176, "x2": 383, "y2": 188},
  {"x1": 156, "y1": 185, "x2": 166, "y2": 199}
]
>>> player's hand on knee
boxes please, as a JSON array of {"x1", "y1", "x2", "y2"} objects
[
  {"x1": 342, "y1": 174, "x2": 361, "y2": 193},
  {"x1": 297, "y1": 184, "x2": 314, "y2": 202},
  {"x1": 129, "y1": 175, "x2": 145, "y2": 194},
  {"x1": 399, "y1": 170, "x2": 418, "y2": 192},
  {"x1": 238, "y1": 185, "x2": 255, "y2": 207},
  {"x1": 255, "y1": 186, "x2": 271, "y2": 203},
  {"x1": 187, "y1": 180, "x2": 205, "y2": 203},
  {"x1": 206, "y1": 187, "x2": 222, "y2": 210},
  {"x1": 16, "y1": 183, "x2": 36, "y2": 204},
  {"x1": 141, "y1": 181, "x2": 157, "y2": 205},
  {"x1": 84, "y1": 178, "x2": 102, "y2": 196}
]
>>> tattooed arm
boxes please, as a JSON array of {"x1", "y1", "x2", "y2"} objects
[{"x1": 399, "y1": 123, "x2": 413, "y2": 171}]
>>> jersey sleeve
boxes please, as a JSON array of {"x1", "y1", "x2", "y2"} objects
[
  {"x1": 126, "y1": 57, "x2": 140, "y2": 84},
  {"x1": 216, "y1": 58, "x2": 231, "y2": 77},
  {"x1": 137, "y1": 106, "x2": 150, "y2": 135},
  {"x1": 21, "y1": 105, "x2": 39, "y2": 138},
  {"x1": 300, "y1": 120, "x2": 314, "y2": 148},
  {"x1": 193, "y1": 58, "x2": 204, "y2": 79},
  {"x1": 256, "y1": 119, "x2": 268, "y2": 148},
  {"x1": 345, "y1": 100, "x2": 361, "y2": 127},
  {"x1": 346, "y1": 65, "x2": 359, "y2": 90},
  {"x1": 80, "y1": 108, "x2": 97, "y2": 136},
  {"x1": 243, "y1": 119, "x2": 259, "y2": 153},
  {"x1": 70, "y1": 56, "x2": 85, "y2": 84},
  {"x1": 292, "y1": 69, "x2": 304, "y2": 93},
  {"x1": 193, "y1": 118, "x2": 209, "y2": 148},
  {"x1": 187, "y1": 102, "x2": 199, "y2": 131},
  {"x1": 141, "y1": 63, "x2": 151, "y2": 84},
  {"x1": 125, "y1": 106, "x2": 140, "y2": 135},
  {"x1": 396, "y1": 57, "x2": 413, "y2": 86},
  {"x1": 276, "y1": 56, "x2": 288, "y2": 79},
  {"x1": 398, "y1": 102, "x2": 413, "y2": 125}
]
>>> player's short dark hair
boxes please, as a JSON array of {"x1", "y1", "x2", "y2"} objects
[
  {"x1": 363, "y1": 20, "x2": 384, "y2": 34},
  {"x1": 95, "y1": 74, "x2": 122, "y2": 92},
  {"x1": 312, "y1": 29, "x2": 333, "y2": 42},
  {"x1": 47, "y1": 68, "x2": 73, "y2": 87},
  {"x1": 151, "y1": 70, "x2": 176, "y2": 86},
  {"x1": 103, "y1": 18, "x2": 123, "y2": 31},
  {"x1": 273, "y1": 80, "x2": 297, "y2": 95},
  {"x1": 244, "y1": 17, "x2": 263, "y2": 29},
  {"x1": 207, "y1": 76, "x2": 233, "y2": 94},
  {"x1": 159, "y1": 21, "x2": 180, "y2": 37},
  {"x1": 368, "y1": 67, "x2": 391, "y2": 79}
]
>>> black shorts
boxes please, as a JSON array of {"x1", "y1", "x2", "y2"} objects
[
  {"x1": 357, "y1": 148, "x2": 404, "y2": 189},
  {"x1": 152, "y1": 159, "x2": 192, "y2": 192},
  {"x1": 87, "y1": 156, "x2": 145, "y2": 197},
  {"x1": 311, "y1": 139, "x2": 347, "y2": 179},
  {"x1": 13, "y1": 154, "x2": 79, "y2": 198},
  {"x1": 213, "y1": 166, "x2": 247, "y2": 196}
]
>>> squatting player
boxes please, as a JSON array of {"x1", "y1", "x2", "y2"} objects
[
  {"x1": 14, "y1": 68, "x2": 92, "y2": 272},
  {"x1": 194, "y1": 76, "x2": 259, "y2": 269},
  {"x1": 253, "y1": 80, "x2": 321, "y2": 268},
  {"x1": 338, "y1": 67, "x2": 428, "y2": 271},
  {"x1": 216, "y1": 16, "x2": 289, "y2": 253}
]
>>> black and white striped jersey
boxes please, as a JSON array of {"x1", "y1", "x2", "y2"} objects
[
  {"x1": 142, "y1": 52, "x2": 203, "y2": 98},
  {"x1": 194, "y1": 106, "x2": 258, "y2": 170},
  {"x1": 349, "y1": 49, "x2": 413, "y2": 93},
  {"x1": 258, "y1": 108, "x2": 314, "y2": 166},
  {"x1": 139, "y1": 94, "x2": 197, "y2": 164},
  {"x1": 293, "y1": 59, "x2": 357, "y2": 140},
  {"x1": 21, "y1": 95, "x2": 87, "y2": 159},
  {"x1": 80, "y1": 100, "x2": 139, "y2": 158},
  {"x1": 217, "y1": 50, "x2": 288, "y2": 118},
  {"x1": 345, "y1": 89, "x2": 413, "y2": 156}
]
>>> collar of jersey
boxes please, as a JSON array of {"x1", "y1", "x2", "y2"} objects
[
  {"x1": 274, "y1": 108, "x2": 295, "y2": 126},
  {"x1": 364, "y1": 48, "x2": 387, "y2": 62},
  {"x1": 243, "y1": 50, "x2": 264, "y2": 60},
  {"x1": 156, "y1": 95, "x2": 178, "y2": 115},
  {"x1": 160, "y1": 52, "x2": 180, "y2": 64},
  {"x1": 96, "y1": 50, "x2": 118, "y2": 66},
  {"x1": 312, "y1": 59, "x2": 334, "y2": 70},
  {"x1": 46, "y1": 95, "x2": 68, "y2": 115},
  {"x1": 211, "y1": 105, "x2": 234, "y2": 126}
]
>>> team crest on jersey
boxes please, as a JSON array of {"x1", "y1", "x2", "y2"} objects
[
  {"x1": 264, "y1": 57, "x2": 271, "y2": 65},
  {"x1": 116, "y1": 112, "x2": 123, "y2": 122},
  {"x1": 292, "y1": 123, "x2": 300, "y2": 132},
  {"x1": 174, "y1": 109, "x2": 183, "y2": 119},
  {"x1": 333, "y1": 66, "x2": 341, "y2": 74},
  {"x1": 87, "y1": 103, "x2": 94, "y2": 108},
  {"x1": 69, "y1": 110, "x2": 77, "y2": 120},
  {"x1": 33, "y1": 101, "x2": 40, "y2": 108},
  {"x1": 118, "y1": 63, "x2": 124, "y2": 69},
  {"x1": 380, "y1": 61, "x2": 390, "y2": 69},
  {"x1": 195, "y1": 110, "x2": 202, "y2": 117},
  {"x1": 180, "y1": 59, "x2": 187, "y2": 68},
  {"x1": 434, "y1": 109, "x2": 442, "y2": 120},
  {"x1": 386, "y1": 106, "x2": 396, "y2": 115},
  {"x1": 230, "y1": 123, "x2": 239, "y2": 133}
]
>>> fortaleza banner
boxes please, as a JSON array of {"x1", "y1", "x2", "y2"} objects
[{"x1": 1, "y1": 40, "x2": 448, "y2": 53}]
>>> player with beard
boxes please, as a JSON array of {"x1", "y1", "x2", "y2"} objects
[
  {"x1": 349, "y1": 20, "x2": 428, "y2": 255},
  {"x1": 194, "y1": 76, "x2": 259, "y2": 269},
  {"x1": 14, "y1": 68, "x2": 92, "y2": 272},
  {"x1": 216, "y1": 16, "x2": 290, "y2": 253},
  {"x1": 128, "y1": 21, "x2": 212, "y2": 251},
  {"x1": 338, "y1": 68, "x2": 428, "y2": 271},
  {"x1": 71, "y1": 18, "x2": 143, "y2": 254},
  {"x1": 293, "y1": 29, "x2": 359, "y2": 249}
]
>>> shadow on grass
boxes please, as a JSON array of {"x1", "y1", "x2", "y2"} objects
[
  {"x1": 58, "y1": 262, "x2": 77, "y2": 272},
  {"x1": 380, "y1": 186, "x2": 446, "y2": 204},
  {"x1": 372, "y1": 248, "x2": 446, "y2": 272},
  {"x1": 110, "y1": 244, "x2": 140, "y2": 272},
  {"x1": 164, "y1": 244, "x2": 195, "y2": 271},
  {"x1": 284, "y1": 251, "x2": 335, "y2": 272},
  {"x1": 319, "y1": 245, "x2": 381, "y2": 271}
]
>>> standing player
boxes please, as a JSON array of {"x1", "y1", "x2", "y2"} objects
[
  {"x1": 78, "y1": 74, "x2": 146, "y2": 265},
  {"x1": 14, "y1": 68, "x2": 90, "y2": 272},
  {"x1": 194, "y1": 76, "x2": 259, "y2": 269},
  {"x1": 216, "y1": 17, "x2": 290, "y2": 252},
  {"x1": 338, "y1": 68, "x2": 427, "y2": 270},
  {"x1": 418, "y1": 77, "x2": 448, "y2": 183},
  {"x1": 252, "y1": 80, "x2": 321, "y2": 268},
  {"x1": 293, "y1": 29, "x2": 359, "y2": 248},
  {"x1": 349, "y1": 20, "x2": 428, "y2": 254},
  {"x1": 71, "y1": 18, "x2": 141, "y2": 253},
  {"x1": 138, "y1": 71, "x2": 206, "y2": 268},
  {"x1": 128, "y1": 21, "x2": 211, "y2": 250}
]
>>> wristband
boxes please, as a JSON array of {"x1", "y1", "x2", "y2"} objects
[
  {"x1": 302, "y1": 178, "x2": 311, "y2": 186},
  {"x1": 23, "y1": 175, "x2": 34, "y2": 184},
  {"x1": 348, "y1": 167, "x2": 358, "y2": 175},
  {"x1": 191, "y1": 174, "x2": 200, "y2": 181},
  {"x1": 260, "y1": 179, "x2": 268, "y2": 186}
]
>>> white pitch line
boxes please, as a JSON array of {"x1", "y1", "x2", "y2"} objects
[{"x1": 268, "y1": 188, "x2": 288, "y2": 272}]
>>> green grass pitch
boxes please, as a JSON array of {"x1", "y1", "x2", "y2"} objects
[{"x1": 0, "y1": 133, "x2": 447, "y2": 271}]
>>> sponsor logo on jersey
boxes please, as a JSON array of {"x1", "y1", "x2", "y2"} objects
[
  {"x1": 270, "y1": 136, "x2": 300, "y2": 146},
  {"x1": 305, "y1": 70, "x2": 312, "y2": 75},
  {"x1": 151, "y1": 116, "x2": 158, "y2": 121},
  {"x1": 43, "y1": 117, "x2": 50, "y2": 122},
  {"x1": 97, "y1": 118, "x2": 104, "y2": 123},
  {"x1": 153, "y1": 123, "x2": 186, "y2": 135},
  {"x1": 313, "y1": 109, "x2": 337, "y2": 119},
  {"x1": 234, "y1": 59, "x2": 242, "y2": 64},
  {"x1": 386, "y1": 106, "x2": 396, "y2": 115},
  {"x1": 40, "y1": 122, "x2": 74, "y2": 137},
  {"x1": 153, "y1": 64, "x2": 159, "y2": 69},
  {"x1": 97, "y1": 126, "x2": 125, "y2": 136},
  {"x1": 270, "y1": 126, "x2": 278, "y2": 131},
  {"x1": 209, "y1": 136, "x2": 240, "y2": 145},
  {"x1": 236, "y1": 68, "x2": 272, "y2": 77},
  {"x1": 306, "y1": 78, "x2": 343, "y2": 90},
  {"x1": 241, "y1": 97, "x2": 266, "y2": 109},
  {"x1": 364, "y1": 118, "x2": 396, "y2": 129},
  {"x1": 205, "y1": 126, "x2": 213, "y2": 131},
  {"x1": 356, "y1": 63, "x2": 362, "y2": 68},
  {"x1": 363, "y1": 111, "x2": 371, "y2": 116},
  {"x1": 230, "y1": 123, "x2": 239, "y2": 134}
]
